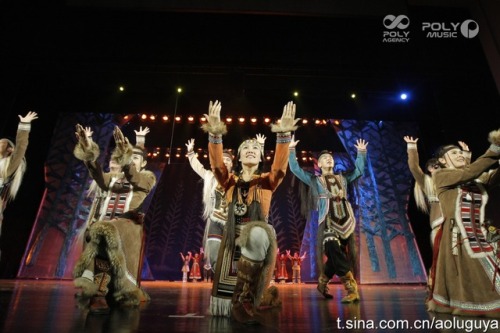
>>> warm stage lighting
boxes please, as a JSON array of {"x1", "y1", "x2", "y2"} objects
[
  {"x1": 123, "y1": 115, "x2": 129, "y2": 120},
  {"x1": 351, "y1": 93, "x2": 356, "y2": 99},
  {"x1": 250, "y1": 117, "x2": 257, "y2": 124},
  {"x1": 119, "y1": 86, "x2": 125, "y2": 92},
  {"x1": 200, "y1": 116, "x2": 207, "y2": 122},
  {"x1": 333, "y1": 119, "x2": 340, "y2": 126},
  {"x1": 302, "y1": 119, "x2": 308, "y2": 125},
  {"x1": 238, "y1": 117, "x2": 245, "y2": 123},
  {"x1": 314, "y1": 119, "x2": 321, "y2": 125},
  {"x1": 149, "y1": 115, "x2": 156, "y2": 121},
  {"x1": 226, "y1": 117, "x2": 233, "y2": 123},
  {"x1": 162, "y1": 115, "x2": 168, "y2": 121},
  {"x1": 177, "y1": 87, "x2": 183, "y2": 93},
  {"x1": 141, "y1": 114, "x2": 147, "y2": 120},
  {"x1": 187, "y1": 116, "x2": 194, "y2": 122},
  {"x1": 175, "y1": 116, "x2": 181, "y2": 122},
  {"x1": 293, "y1": 91, "x2": 299, "y2": 97},
  {"x1": 264, "y1": 117, "x2": 270, "y2": 123}
]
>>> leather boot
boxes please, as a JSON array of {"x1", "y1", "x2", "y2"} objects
[
  {"x1": 89, "y1": 272, "x2": 111, "y2": 314},
  {"x1": 317, "y1": 274, "x2": 333, "y2": 299},
  {"x1": 340, "y1": 271, "x2": 360, "y2": 303},
  {"x1": 231, "y1": 255, "x2": 264, "y2": 325}
]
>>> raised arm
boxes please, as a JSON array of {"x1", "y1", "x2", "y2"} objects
[{"x1": 186, "y1": 138, "x2": 210, "y2": 179}]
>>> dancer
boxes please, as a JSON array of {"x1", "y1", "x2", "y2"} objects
[
  {"x1": 72, "y1": 124, "x2": 156, "y2": 314},
  {"x1": 202, "y1": 100, "x2": 299, "y2": 324},
  {"x1": 404, "y1": 136, "x2": 471, "y2": 300},
  {"x1": 288, "y1": 135, "x2": 368, "y2": 303},
  {"x1": 427, "y1": 128, "x2": 500, "y2": 317},
  {"x1": 189, "y1": 250, "x2": 203, "y2": 282},
  {"x1": 286, "y1": 250, "x2": 307, "y2": 284},
  {"x1": 0, "y1": 111, "x2": 38, "y2": 260},
  {"x1": 180, "y1": 251, "x2": 192, "y2": 283}
]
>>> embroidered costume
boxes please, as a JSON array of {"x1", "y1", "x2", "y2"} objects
[
  {"x1": 0, "y1": 112, "x2": 37, "y2": 260},
  {"x1": 202, "y1": 100, "x2": 298, "y2": 324},
  {"x1": 73, "y1": 125, "x2": 156, "y2": 314},
  {"x1": 288, "y1": 143, "x2": 367, "y2": 303},
  {"x1": 428, "y1": 137, "x2": 500, "y2": 318}
]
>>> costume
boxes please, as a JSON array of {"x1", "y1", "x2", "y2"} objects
[
  {"x1": 180, "y1": 252, "x2": 192, "y2": 282},
  {"x1": 287, "y1": 252, "x2": 306, "y2": 284},
  {"x1": 0, "y1": 117, "x2": 32, "y2": 259},
  {"x1": 73, "y1": 126, "x2": 156, "y2": 314},
  {"x1": 277, "y1": 254, "x2": 288, "y2": 283},
  {"x1": 288, "y1": 146, "x2": 367, "y2": 303},
  {"x1": 203, "y1": 123, "x2": 292, "y2": 323},
  {"x1": 428, "y1": 142, "x2": 500, "y2": 317},
  {"x1": 407, "y1": 140, "x2": 471, "y2": 298},
  {"x1": 187, "y1": 149, "x2": 229, "y2": 273},
  {"x1": 189, "y1": 253, "x2": 203, "y2": 282}
]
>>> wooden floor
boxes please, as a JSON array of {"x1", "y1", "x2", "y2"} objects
[{"x1": 0, "y1": 279, "x2": 498, "y2": 333}]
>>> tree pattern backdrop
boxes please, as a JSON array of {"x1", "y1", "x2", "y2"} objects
[{"x1": 18, "y1": 113, "x2": 426, "y2": 284}]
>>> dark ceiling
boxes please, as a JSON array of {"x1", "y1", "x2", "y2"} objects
[{"x1": 1, "y1": 0, "x2": 499, "y2": 152}]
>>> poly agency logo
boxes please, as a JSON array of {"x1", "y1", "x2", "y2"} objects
[{"x1": 382, "y1": 15, "x2": 410, "y2": 43}]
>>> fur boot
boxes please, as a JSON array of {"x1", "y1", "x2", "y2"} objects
[
  {"x1": 317, "y1": 274, "x2": 333, "y2": 299},
  {"x1": 340, "y1": 271, "x2": 360, "y2": 303}
]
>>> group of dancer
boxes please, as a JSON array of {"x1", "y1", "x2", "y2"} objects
[{"x1": 1, "y1": 106, "x2": 500, "y2": 323}]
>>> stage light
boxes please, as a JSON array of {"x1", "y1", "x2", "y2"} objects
[
  {"x1": 250, "y1": 117, "x2": 257, "y2": 124},
  {"x1": 238, "y1": 117, "x2": 245, "y2": 123},
  {"x1": 177, "y1": 87, "x2": 183, "y2": 93},
  {"x1": 351, "y1": 93, "x2": 356, "y2": 99},
  {"x1": 162, "y1": 115, "x2": 168, "y2": 121},
  {"x1": 226, "y1": 117, "x2": 233, "y2": 123},
  {"x1": 123, "y1": 115, "x2": 130, "y2": 120},
  {"x1": 141, "y1": 114, "x2": 147, "y2": 120},
  {"x1": 400, "y1": 93, "x2": 408, "y2": 100},
  {"x1": 119, "y1": 86, "x2": 125, "y2": 92},
  {"x1": 187, "y1": 116, "x2": 194, "y2": 123},
  {"x1": 333, "y1": 120, "x2": 341, "y2": 126},
  {"x1": 293, "y1": 91, "x2": 299, "y2": 97},
  {"x1": 264, "y1": 117, "x2": 270, "y2": 124},
  {"x1": 149, "y1": 115, "x2": 156, "y2": 121},
  {"x1": 302, "y1": 119, "x2": 308, "y2": 125},
  {"x1": 200, "y1": 116, "x2": 207, "y2": 122},
  {"x1": 175, "y1": 116, "x2": 181, "y2": 122},
  {"x1": 315, "y1": 119, "x2": 321, "y2": 125}
]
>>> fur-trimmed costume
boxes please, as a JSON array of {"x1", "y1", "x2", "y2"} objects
[
  {"x1": 207, "y1": 132, "x2": 290, "y2": 320},
  {"x1": 0, "y1": 120, "x2": 31, "y2": 259},
  {"x1": 288, "y1": 147, "x2": 366, "y2": 302},
  {"x1": 428, "y1": 144, "x2": 500, "y2": 317},
  {"x1": 72, "y1": 128, "x2": 156, "y2": 311},
  {"x1": 187, "y1": 150, "x2": 228, "y2": 273}
]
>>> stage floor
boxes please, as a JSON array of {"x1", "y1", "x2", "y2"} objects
[{"x1": 0, "y1": 279, "x2": 498, "y2": 332}]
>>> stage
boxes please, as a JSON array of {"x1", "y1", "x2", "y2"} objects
[{"x1": 0, "y1": 279, "x2": 498, "y2": 332}]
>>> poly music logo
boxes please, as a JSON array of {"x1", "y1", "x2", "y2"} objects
[{"x1": 422, "y1": 19, "x2": 479, "y2": 39}]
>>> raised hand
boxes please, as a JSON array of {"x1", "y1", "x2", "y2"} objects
[
  {"x1": 134, "y1": 126, "x2": 150, "y2": 137},
  {"x1": 355, "y1": 138, "x2": 368, "y2": 151},
  {"x1": 186, "y1": 138, "x2": 195, "y2": 153},
  {"x1": 19, "y1": 111, "x2": 38, "y2": 123},
  {"x1": 113, "y1": 126, "x2": 130, "y2": 150},
  {"x1": 256, "y1": 133, "x2": 267, "y2": 146},
  {"x1": 75, "y1": 124, "x2": 92, "y2": 149},
  {"x1": 404, "y1": 136, "x2": 418, "y2": 144},
  {"x1": 458, "y1": 141, "x2": 469, "y2": 152},
  {"x1": 279, "y1": 101, "x2": 300, "y2": 130},
  {"x1": 289, "y1": 134, "x2": 300, "y2": 149},
  {"x1": 204, "y1": 100, "x2": 222, "y2": 128}
]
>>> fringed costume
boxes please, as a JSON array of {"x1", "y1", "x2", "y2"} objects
[
  {"x1": 72, "y1": 125, "x2": 156, "y2": 314},
  {"x1": 0, "y1": 118, "x2": 32, "y2": 260},
  {"x1": 288, "y1": 146, "x2": 367, "y2": 303},
  {"x1": 203, "y1": 113, "x2": 293, "y2": 324},
  {"x1": 428, "y1": 140, "x2": 500, "y2": 318}
]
